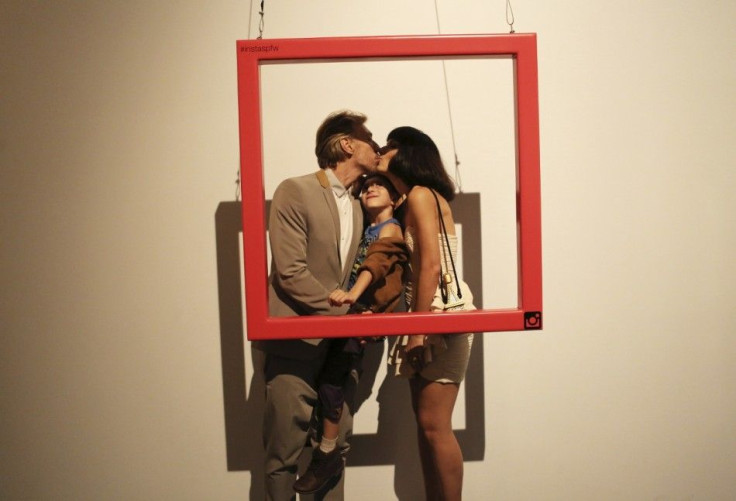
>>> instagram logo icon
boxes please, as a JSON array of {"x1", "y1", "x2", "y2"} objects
[{"x1": 524, "y1": 311, "x2": 542, "y2": 330}]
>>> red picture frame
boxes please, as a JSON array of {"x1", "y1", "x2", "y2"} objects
[{"x1": 236, "y1": 33, "x2": 542, "y2": 340}]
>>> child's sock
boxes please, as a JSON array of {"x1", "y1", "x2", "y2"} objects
[{"x1": 319, "y1": 436, "x2": 337, "y2": 454}]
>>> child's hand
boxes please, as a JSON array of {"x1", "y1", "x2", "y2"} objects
[{"x1": 329, "y1": 289, "x2": 355, "y2": 306}]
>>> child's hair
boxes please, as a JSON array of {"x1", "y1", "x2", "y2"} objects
[{"x1": 352, "y1": 173, "x2": 400, "y2": 202}]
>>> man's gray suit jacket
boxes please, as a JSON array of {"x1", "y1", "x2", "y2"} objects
[{"x1": 255, "y1": 169, "x2": 363, "y2": 360}]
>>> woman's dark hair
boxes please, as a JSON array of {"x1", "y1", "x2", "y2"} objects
[{"x1": 386, "y1": 126, "x2": 456, "y2": 201}]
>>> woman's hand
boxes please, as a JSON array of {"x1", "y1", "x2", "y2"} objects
[
  {"x1": 405, "y1": 334, "x2": 425, "y2": 351},
  {"x1": 405, "y1": 334, "x2": 427, "y2": 372}
]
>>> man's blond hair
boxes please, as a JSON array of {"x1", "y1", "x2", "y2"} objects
[{"x1": 315, "y1": 110, "x2": 368, "y2": 169}]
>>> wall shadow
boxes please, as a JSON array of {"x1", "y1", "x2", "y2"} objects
[
  {"x1": 215, "y1": 202, "x2": 266, "y2": 499},
  {"x1": 215, "y1": 194, "x2": 485, "y2": 500}
]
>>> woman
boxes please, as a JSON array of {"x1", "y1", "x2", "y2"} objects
[{"x1": 379, "y1": 126, "x2": 475, "y2": 501}]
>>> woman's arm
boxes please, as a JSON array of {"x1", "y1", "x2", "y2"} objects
[
  {"x1": 407, "y1": 187, "x2": 442, "y2": 313},
  {"x1": 404, "y1": 187, "x2": 442, "y2": 352}
]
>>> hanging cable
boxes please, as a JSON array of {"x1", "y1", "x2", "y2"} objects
[
  {"x1": 506, "y1": 0, "x2": 515, "y2": 33},
  {"x1": 433, "y1": 0, "x2": 463, "y2": 193},
  {"x1": 441, "y1": 64, "x2": 463, "y2": 192},
  {"x1": 235, "y1": 169, "x2": 241, "y2": 201}
]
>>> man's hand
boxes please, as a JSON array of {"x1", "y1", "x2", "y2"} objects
[{"x1": 359, "y1": 335, "x2": 385, "y2": 346}]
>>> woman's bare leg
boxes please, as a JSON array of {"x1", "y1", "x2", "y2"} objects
[{"x1": 410, "y1": 376, "x2": 463, "y2": 501}]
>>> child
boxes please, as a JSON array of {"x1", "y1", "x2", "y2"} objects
[
  {"x1": 293, "y1": 173, "x2": 409, "y2": 495},
  {"x1": 331, "y1": 173, "x2": 408, "y2": 313}
]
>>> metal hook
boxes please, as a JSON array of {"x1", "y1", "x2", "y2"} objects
[
  {"x1": 257, "y1": 0, "x2": 265, "y2": 39},
  {"x1": 506, "y1": 0, "x2": 516, "y2": 33}
]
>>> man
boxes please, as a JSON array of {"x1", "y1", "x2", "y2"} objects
[{"x1": 255, "y1": 110, "x2": 380, "y2": 500}]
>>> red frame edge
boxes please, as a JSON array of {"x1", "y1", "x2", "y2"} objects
[{"x1": 236, "y1": 34, "x2": 542, "y2": 339}]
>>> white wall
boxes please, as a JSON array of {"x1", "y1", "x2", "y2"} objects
[{"x1": 2, "y1": 1, "x2": 735, "y2": 500}]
